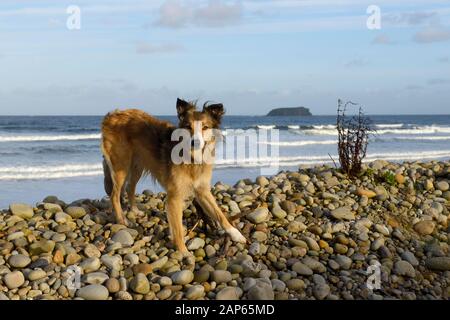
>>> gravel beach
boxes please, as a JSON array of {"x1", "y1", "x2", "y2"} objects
[{"x1": 0, "y1": 159, "x2": 449, "y2": 300}]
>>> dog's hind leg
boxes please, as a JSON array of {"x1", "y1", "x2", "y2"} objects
[
  {"x1": 127, "y1": 165, "x2": 144, "y2": 216},
  {"x1": 194, "y1": 185, "x2": 246, "y2": 244}
]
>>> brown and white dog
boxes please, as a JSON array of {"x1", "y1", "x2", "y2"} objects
[{"x1": 101, "y1": 98, "x2": 246, "y2": 254}]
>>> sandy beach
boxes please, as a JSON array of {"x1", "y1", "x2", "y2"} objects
[{"x1": 0, "y1": 159, "x2": 449, "y2": 300}]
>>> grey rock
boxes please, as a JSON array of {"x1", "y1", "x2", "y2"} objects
[
  {"x1": 9, "y1": 203, "x2": 34, "y2": 219},
  {"x1": 4, "y1": 271, "x2": 25, "y2": 289},
  {"x1": 171, "y1": 270, "x2": 194, "y2": 285},
  {"x1": 211, "y1": 270, "x2": 232, "y2": 283},
  {"x1": 216, "y1": 287, "x2": 240, "y2": 300},
  {"x1": 76, "y1": 284, "x2": 109, "y2": 300},
  {"x1": 65, "y1": 206, "x2": 87, "y2": 219},
  {"x1": 247, "y1": 207, "x2": 269, "y2": 224},
  {"x1": 394, "y1": 260, "x2": 416, "y2": 278},
  {"x1": 331, "y1": 207, "x2": 355, "y2": 221},
  {"x1": 8, "y1": 254, "x2": 31, "y2": 268},
  {"x1": 425, "y1": 257, "x2": 450, "y2": 271},
  {"x1": 187, "y1": 238, "x2": 205, "y2": 250},
  {"x1": 111, "y1": 230, "x2": 134, "y2": 247},
  {"x1": 130, "y1": 273, "x2": 150, "y2": 294}
]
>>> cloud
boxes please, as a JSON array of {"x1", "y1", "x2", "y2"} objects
[
  {"x1": 384, "y1": 11, "x2": 437, "y2": 26},
  {"x1": 427, "y1": 78, "x2": 450, "y2": 85},
  {"x1": 405, "y1": 84, "x2": 423, "y2": 90},
  {"x1": 136, "y1": 42, "x2": 185, "y2": 54},
  {"x1": 344, "y1": 58, "x2": 369, "y2": 68},
  {"x1": 372, "y1": 34, "x2": 395, "y2": 45},
  {"x1": 194, "y1": 0, "x2": 242, "y2": 27},
  {"x1": 413, "y1": 25, "x2": 450, "y2": 43},
  {"x1": 155, "y1": 0, "x2": 242, "y2": 28},
  {"x1": 438, "y1": 56, "x2": 449, "y2": 63}
]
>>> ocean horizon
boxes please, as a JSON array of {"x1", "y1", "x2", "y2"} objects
[{"x1": 1, "y1": 114, "x2": 450, "y2": 207}]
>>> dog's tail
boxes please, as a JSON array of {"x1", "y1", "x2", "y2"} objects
[{"x1": 103, "y1": 157, "x2": 113, "y2": 197}]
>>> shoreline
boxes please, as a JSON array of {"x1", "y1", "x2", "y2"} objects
[{"x1": 0, "y1": 159, "x2": 449, "y2": 300}]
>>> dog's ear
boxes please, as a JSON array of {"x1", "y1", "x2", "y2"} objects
[
  {"x1": 203, "y1": 103, "x2": 225, "y2": 122},
  {"x1": 176, "y1": 98, "x2": 194, "y2": 120}
]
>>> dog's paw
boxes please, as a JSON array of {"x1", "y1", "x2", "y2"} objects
[{"x1": 227, "y1": 227, "x2": 247, "y2": 243}]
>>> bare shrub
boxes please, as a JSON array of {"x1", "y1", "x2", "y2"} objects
[{"x1": 336, "y1": 99, "x2": 371, "y2": 177}]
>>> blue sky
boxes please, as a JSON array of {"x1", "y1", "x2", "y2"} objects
[{"x1": 0, "y1": 0, "x2": 449, "y2": 115}]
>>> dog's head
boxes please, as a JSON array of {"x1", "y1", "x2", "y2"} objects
[{"x1": 176, "y1": 98, "x2": 224, "y2": 151}]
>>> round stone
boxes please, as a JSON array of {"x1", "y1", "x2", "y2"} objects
[
  {"x1": 394, "y1": 260, "x2": 416, "y2": 278},
  {"x1": 8, "y1": 254, "x2": 31, "y2": 268},
  {"x1": 413, "y1": 221, "x2": 435, "y2": 236},
  {"x1": 76, "y1": 284, "x2": 109, "y2": 300},
  {"x1": 210, "y1": 270, "x2": 232, "y2": 283},
  {"x1": 66, "y1": 206, "x2": 87, "y2": 219},
  {"x1": 171, "y1": 270, "x2": 194, "y2": 285},
  {"x1": 27, "y1": 269, "x2": 47, "y2": 281},
  {"x1": 247, "y1": 207, "x2": 269, "y2": 224},
  {"x1": 185, "y1": 285, "x2": 205, "y2": 300},
  {"x1": 9, "y1": 203, "x2": 34, "y2": 219},
  {"x1": 292, "y1": 262, "x2": 313, "y2": 276},
  {"x1": 187, "y1": 238, "x2": 205, "y2": 250},
  {"x1": 111, "y1": 230, "x2": 134, "y2": 247},
  {"x1": 130, "y1": 273, "x2": 150, "y2": 294},
  {"x1": 4, "y1": 271, "x2": 25, "y2": 289},
  {"x1": 105, "y1": 278, "x2": 120, "y2": 293},
  {"x1": 216, "y1": 287, "x2": 240, "y2": 300},
  {"x1": 80, "y1": 257, "x2": 101, "y2": 273}
]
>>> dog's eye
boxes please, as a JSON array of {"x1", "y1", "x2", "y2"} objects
[
  {"x1": 185, "y1": 125, "x2": 192, "y2": 130},
  {"x1": 202, "y1": 126, "x2": 209, "y2": 130}
]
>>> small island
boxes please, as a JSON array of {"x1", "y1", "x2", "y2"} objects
[{"x1": 266, "y1": 106, "x2": 312, "y2": 116}]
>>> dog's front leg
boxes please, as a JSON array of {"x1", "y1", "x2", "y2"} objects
[
  {"x1": 195, "y1": 187, "x2": 246, "y2": 244},
  {"x1": 166, "y1": 194, "x2": 189, "y2": 254}
]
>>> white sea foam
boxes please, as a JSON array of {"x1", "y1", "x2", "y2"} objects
[
  {"x1": 0, "y1": 134, "x2": 101, "y2": 142},
  {"x1": 302, "y1": 125, "x2": 450, "y2": 136},
  {"x1": 260, "y1": 140, "x2": 337, "y2": 146},
  {"x1": 375, "y1": 124, "x2": 403, "y2": 128}
]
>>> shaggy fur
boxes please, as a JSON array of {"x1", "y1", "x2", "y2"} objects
[{"x1": 101, "y1": 98, "x2": 246, "y2": 254}]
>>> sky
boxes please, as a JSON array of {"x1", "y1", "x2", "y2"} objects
[{"x1": 0, "y1": 0, "x2": 449, "y2": 115}]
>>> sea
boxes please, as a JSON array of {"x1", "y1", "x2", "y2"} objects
[{"x1": 1, "y1": 114, "x2": 450, "y2": 208}]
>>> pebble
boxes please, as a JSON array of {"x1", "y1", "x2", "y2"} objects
[
  {"x1": 216, "y1": 287, "x2": 240, "y2": 300},
  {"x1": 8, "y1": 254, "x2": 31, "y2": 268},
  {"x1": 247, "y1": 207, "x2": 269, "y2": 224},
  {"x1": 80, "y1": 257, "x2": 101, "y2": 273},
  {"x1": 65, "y1": 206, "x2": 87, "y2": 219},
  {"x1": 83, "y1": 272, "x2": 109, "y2": 285},
  {"x1": 401, "y1": 251, "x2": 419, "y2": 267},
  {"x1": 413, "y1": 221, "x2": 435, "y2": 235},
  {"x1": 9, "y1": 203, "x2": 34, "y2": 219},
  {"x1": 27, "y1": 269, "x2": 47, "y2": 281},
  {"x1": 313, "y1": 283, "x2": 330, "y2": 300},
  {"x1": 331, "y1": 207, "x2": 355, "y2": 220},
  {"x1": 211, "y1": 270, "x2": 232, "y2": 283},
  {"x1": 4, "y1": 271, "x2": 25, "y2": 289},
  {"x1": 105, "y1": 278, "x2": 120, "y2": 293},
  {"x1": 292, "y1": 262, "x2": 313, "y2": 276},
  {"x1": 187, "y1": 238, "x2": 205, "y2": 250},
  {"x1": 394, "y1": 260, "x2": 416, "y2": 278},
  {"x1": 425, "y1": 257, "x2": 450, "y2": 271},
  {"x1": 185, "y1": 285, "x2": 205, "y2": 299},
  {"x1": 76, "y1": 284, "x2": 109, "y2": 300},
  {"x1": 111, "y1": 230, "x2": 134, "y2": 247},
  {"x1": 130, "y1": 273, "x2": 150, "y2": 294},
  {"x1": 247, "y1": 281, "x2": 274, "y2": 300},
  {"x1": 171, "y1": 270, "x2": 194, "y2": 285}
]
